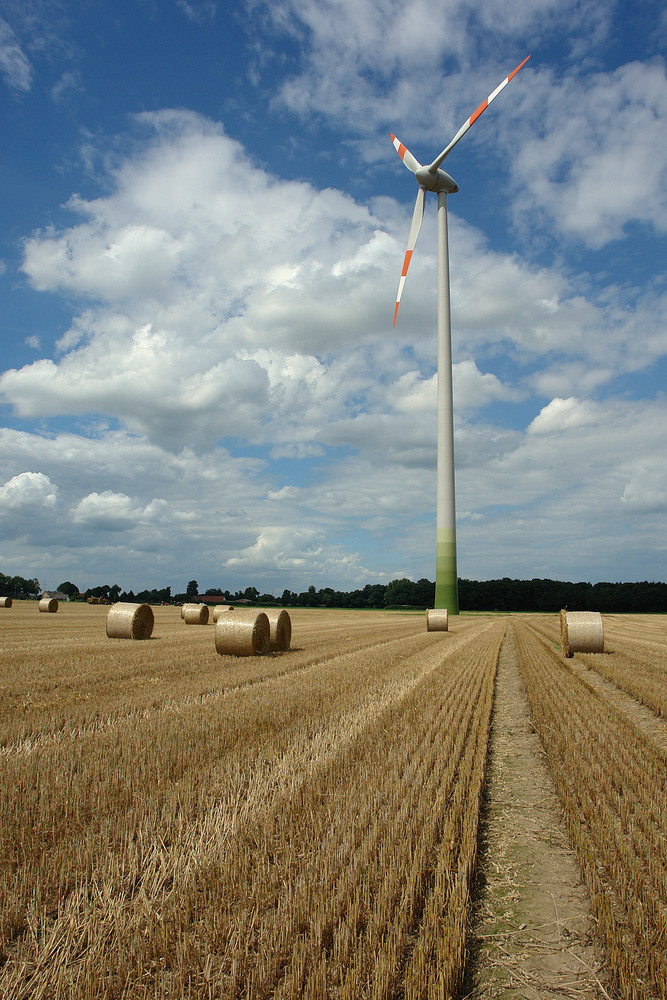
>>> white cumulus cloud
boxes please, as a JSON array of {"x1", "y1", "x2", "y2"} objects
[
  {"x1": 513, "y1": 60, "x2": 667, "y2": 246},
  {"x1": 0, "y1": 17, "x2": 32, "y2": 92},
  {"x1": 70, "y1": 492, "x2": 168, "y2": 531},
  {"x1": 0, "y1": 471, "x2": 58, "y2": 511}
]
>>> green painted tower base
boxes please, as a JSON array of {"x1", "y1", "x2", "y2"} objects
[{"x1": 435, "y1": 529, "x2": 459, "y2": 614}]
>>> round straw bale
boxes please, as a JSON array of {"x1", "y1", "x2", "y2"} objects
[
  {"x1": 0, "y1": 597, "x2": 12, "y2": 608},
  {"x1": 562, "y1": 610, "x2": 604, "y2": 657},
  {"x1": 426, "y1": 608, "x2": 448, "y2": 632},
  {"x1": 215, "y1": 610, "x2": 270, "y2": 657},
  {"x1": 38, "y1": 597, "x2": 58, "y2": 613},
  {"x1": 183, "y1": 604, "x2": 209, "y2": 625},
  {"x1": 264, "y1": 609, "x2": 291, "y2": 651},
  {"x1": 180, "y1": 603, "x2": 199, "y2": 619},
  {"x1": 212, "y1": 605, "x2": 234, "y2": 622},
  {"x1": 106, "y1": 602, "x2": 154, "y2": 640}
]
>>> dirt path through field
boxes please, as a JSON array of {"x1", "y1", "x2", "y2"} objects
[{"x1": 463, "y1": 622, "x2": 613, "y2": 1000}]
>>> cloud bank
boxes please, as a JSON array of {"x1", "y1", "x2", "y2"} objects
[{"x1": 0, "y1": 0, "x2": 665, "y2": 591}]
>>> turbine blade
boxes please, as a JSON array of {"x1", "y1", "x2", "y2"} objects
[
  {"x1": 390, "y1": 133, "x2": 422, "y2": 174},
  {"x1": 428, "y1": 55, "x2": 530, "y2": 172},
  {"x1": 393, "y1": 187, "x2": 426, "y2": 328}
]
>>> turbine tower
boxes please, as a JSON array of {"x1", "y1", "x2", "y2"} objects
[{"x1": 391, "y1": 56, "x2": 530, "y2": 616}]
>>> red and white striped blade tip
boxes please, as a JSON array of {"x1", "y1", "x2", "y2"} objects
[
  {"x1": 390, "y1": 134, "x2": 422, "y2": 174},
  {"x1": 393, "y1": 189, "x2": 425, "y2": 327},
  {"x1": 429, "y1": 54, "x2": 531, "y2": 171}
]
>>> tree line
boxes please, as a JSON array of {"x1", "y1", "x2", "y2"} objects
[
  {"x1": 269, "y1": 578, "x2": 667, "y2": 613},
  {"x1": 3, "y1": 573, "x2": 667, "y2": 613}
]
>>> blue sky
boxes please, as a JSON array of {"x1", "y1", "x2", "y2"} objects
[{"x1": 1, "y1": 0, "x2": 666, "y2": 596}]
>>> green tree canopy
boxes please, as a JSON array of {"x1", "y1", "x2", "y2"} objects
[{"x1": 0, "y1": 574, "x2": 41, "y2": 599}]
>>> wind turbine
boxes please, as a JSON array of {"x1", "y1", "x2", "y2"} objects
[{"x1": 391, "y1": 55, "x2": 530, "y2": 617}]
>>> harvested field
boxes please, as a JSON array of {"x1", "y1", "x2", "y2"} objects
[
  {"x1": 465, "y1": 623, "x2": 611, "y2": 1000},
  {"x1": 1, "y1": 604, "x2": 666, "y2": 998},
  {"x1": 514, "y1": 615, "x2": 667, "y2": 1000}
]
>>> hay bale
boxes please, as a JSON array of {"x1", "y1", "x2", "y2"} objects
[
  {"x1": 106, "y1": 602, "x2": 154, "y2": 640},
  {"x1": 181, "y1": 603, "x2": 202, "y2": 619},
  {"x1": 0, "y1": 597, "x2": 12, "y2": 608},
  {"x1": 426, "y1": 608, "x2": 448, "y2": 632},
  {"x1": 215, "y1": 610, "x2": 270, "y2": 657},
  {"x1": 561, "y1": 610, "x2": 604, "y2": 657},
  {"x1": 212, "y1": 605, "x2": 234, "y2": 622},
  {"x1": 38, "y1": 597, "x2": 58, "y2": 613},
  {"x1": 265, "y1": 609, "x2": 291, "y2": 651},
  {"x1": 183, "y1": 604, "x2": 209, "y2": 625}
]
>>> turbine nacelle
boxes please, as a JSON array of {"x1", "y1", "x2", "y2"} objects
[{"x1": 415, "y1": 165, "x2": 458, "y2": 194}]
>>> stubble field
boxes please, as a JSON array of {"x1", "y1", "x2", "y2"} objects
[{"x1": 1, "y1": 603, "x2": 666, "y2": 999}]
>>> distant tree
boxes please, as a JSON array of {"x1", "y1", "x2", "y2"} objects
[
  {"x1": 346, "y1": 589, "x2": 365, "y2": 608},
  {"x1": 281, "y1": 589, "x2": 295, "y2": 605},
  {"x1": 363, "y1": 584, "x2": 387, "y2": 608},
  {"x1": 134, "y1": 586, "x2": 171, "y2": 604},
  {"x1": 57, "y1": 581, "x2": 79, "y2": 598},
  {"x1": 205, "y1": 587, "x2": 223, "y2": 596},
  {"x1": 243, "y1": 586, "x2": 259, "y2": 602},
  {"x1": 319, "y1": 587, "x2": 336, "y2": 607},
  {"x1": 186, "y1": 580, "x2": 199, "y2": 597},
  {"x1": 413, "y1": 579, "x2": 434, "y2": 607},
  {"x1": 384, "y1": 578, "x2": 416, "y2": 606},
  {"x1": 0, "y1": 574, "x2": 40, "y2": 599},
  {"x1": 109, "y1": 584, "x2": 122, "y2": 603}
]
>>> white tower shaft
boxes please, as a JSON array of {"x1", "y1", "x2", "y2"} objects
[{"x1": 435, "y1": 192, "x2": 459, "y2": 613}]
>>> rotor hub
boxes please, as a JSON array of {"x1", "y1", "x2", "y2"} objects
[{"x1": 415, "y1": 166, "x2": 458, "y2": 194}]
